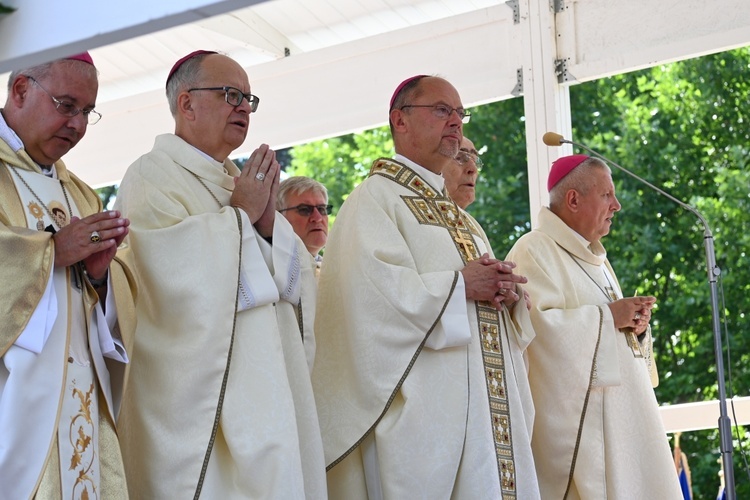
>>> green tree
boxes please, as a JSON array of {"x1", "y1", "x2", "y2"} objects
[{"x1": 286, "y1": 127, "x2": 393, "y2": 214}]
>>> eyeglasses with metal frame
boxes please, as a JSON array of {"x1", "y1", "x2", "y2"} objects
[
  {"x1": 26, "y1": 77, "x2": 102, "y2": 125},
  {"x1": 278, "y1": 204, "x2": 333, "y2": 217},
  {"x1": 399, "y1": 104, "x2": 471, "y2": 124},
  {"x1": 455, "y1": 149, "x2": 483, "y2": 170},
  {"x1": 187, "y1": 86, "x2": 260, "y2": 112}
]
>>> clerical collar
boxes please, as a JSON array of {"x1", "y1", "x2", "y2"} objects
[
  {"x1": 189, "y1": 144, "x2": 229, "y2": 173},
  {"x1": 571, "y1": 229, "x2": 591, "y2": 248},
  {"x1": 0, "y1": 110, "x2": 56, "y2": 178},
  {"x1": 0, "y1": 109, "x2": 24, "y2": 153},
  {"x1": 393, "y1": 154, "x2": 444, "y2": 193}
]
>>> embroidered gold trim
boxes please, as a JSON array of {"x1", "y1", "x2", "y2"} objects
[{"x1": 370, "y1": 158, "x2": 517, "y2": 497}]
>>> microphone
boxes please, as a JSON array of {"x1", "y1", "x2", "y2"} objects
[
  {"x1": 542, "y1": 132, "x2": 736, "y2": 499},
  {"x1": 543, "y1": 132, "x2": 697, "y2": 216},
  {"x1": 542, "y1": 131, "x2": 565, "y2": 147}
]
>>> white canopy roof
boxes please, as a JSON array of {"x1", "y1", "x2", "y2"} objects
[{"x1": 1, "y1": 0, "x2": 749, "y2": 216}]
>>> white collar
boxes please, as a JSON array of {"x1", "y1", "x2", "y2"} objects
[{"x1": 393, "y1": 153, "x2": 445, "y2": 193}]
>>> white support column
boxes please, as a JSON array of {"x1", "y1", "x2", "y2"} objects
[
  {"x1": 0, "y1": 0, "x2": 265, "y2": 73},
  {"x1": 518, "y1": 0, "x2": 573, "y2": 228}
]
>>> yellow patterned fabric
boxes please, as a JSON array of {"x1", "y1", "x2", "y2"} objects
[
  {"x1": 36, "y1": 387, "x2": 128, "y2": 499},
  {"x1": 506, "y1": 207, "x2": 681, "y2": 499},
  {"x1": 313, "y1": 156, "x2": 539, "y2": 499},
  {"x1": 0, "y1": 136, "x2": 135, "y2": 499}
]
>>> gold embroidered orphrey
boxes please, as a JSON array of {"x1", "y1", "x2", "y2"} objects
[{"x1": 370, "y1": 158, "x2": 517, "y2": 497}]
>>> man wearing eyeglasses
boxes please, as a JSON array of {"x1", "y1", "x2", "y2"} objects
[
  {"x1": 0, "y1": 53, "x2": 135, "y2": 499},
  {"x1": 277, "y1": 176, "x2": 331, "y2": 259},
  {"x1": 313, "y1": 75, "x2": 540, "y2": 499},
  {"x1": 115, "y1": 51, "x2": 326, "y2": 499},
  {"x1": 444, "y1": 136, "x2": 483, "y2": 210}
]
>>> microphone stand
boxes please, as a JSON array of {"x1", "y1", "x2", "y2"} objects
[{"x1": 549, "y1": 135, "x2": 735, "y2": 498}]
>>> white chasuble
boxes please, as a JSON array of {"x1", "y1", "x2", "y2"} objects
[
  {"x1": 506, "y1": 207, "x2": 682, "y2": 499},
  {"x1": 0, "y1": 160, "x2": 130, "y2": 500},
  {"x1": 313, "y1": 157, "x2": 539, "y2": 500},
  {"x1": 115, "y1": 134, "x2": 326, "y2": 499}
]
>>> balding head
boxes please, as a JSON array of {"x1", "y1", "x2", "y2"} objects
[{"x1": 388, "y1": 76, "x2": 464, "y2": 174}]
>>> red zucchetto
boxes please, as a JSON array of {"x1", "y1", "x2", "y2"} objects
[
  {"x1": 66, "y1": 52, "x2": 94, "y2": 66},
  {"x1": 389, "y1": 75, "x2": 427, "y2": 110},
  {"x1": 166, "y1": 50, "x2": 218, "y2": 86},
  {"x1": 547, "y1": 154, "x2": 590, "y2": 192}
]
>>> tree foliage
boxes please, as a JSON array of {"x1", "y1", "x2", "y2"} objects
[{"x1": 287, "y1": 47, "x2": 750, "y2": 495}]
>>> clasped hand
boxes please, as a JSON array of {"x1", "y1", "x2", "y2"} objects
[
  {"x1": 461, "y1": 253, "x2": 528, "y2": 310},
  {"x1": 53, "y1": 210, "x2": 129, "y2": 280},
  {"x1": 230, "y1": 143, "x2": 280, "y2": 238},
  {"x1": 608, "y1": 295, "x2": 656, "y2": 335}
]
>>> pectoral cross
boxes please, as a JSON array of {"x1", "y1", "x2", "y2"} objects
[{"x1": 453, "y1": 230, "x2": 476, "y2": 262}]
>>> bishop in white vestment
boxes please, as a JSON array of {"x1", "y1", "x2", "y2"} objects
[
  {"x1": 314, "y1": 155, "x2": 539, "y2": 499},
  {"x1": 506, "y1": 154, "x2": 682, "y2": 499},
  {"x1": 116, "y1": 134, "x2": 326, "y2": 499}
]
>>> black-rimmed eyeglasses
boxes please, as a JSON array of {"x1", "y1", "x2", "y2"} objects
[
  {"x1": 27, "y1": 77, "x2": 102, "y2": 125},
  {"x1": 400, "y1": 104, "x2": 471, "y2": 124},
  {"x1": 279, "y1": 204, "x2": 333, "y2": 217},
  {"x1": 188, "y1": 86, "x2": 260, "y2": 112},
  {"x1": 455, "y1": 150, "x2": 483, "y2": 170}
]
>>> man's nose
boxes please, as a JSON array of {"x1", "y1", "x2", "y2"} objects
[
  {"x1": 67, "y1": 112, "x2": 88, "y2": 132},
  {"x1": 310, "y1": 207, "x2": 324, "y2": 221},
  {"x1": 612, "y1": 195, "x2": 622, "y2": 211}
]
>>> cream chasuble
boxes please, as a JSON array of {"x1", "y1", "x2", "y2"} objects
[
  {"x1": 115, "y1": 133, "x2": 326, "y2": 499},
  {"x1": 313, "y1": 157, "x2": 539, "y2": 499},
  {"x1": 506, "y1": 207, "x2": 682, "y2": 499},
  {"x1": 0, "y1": 133, "x2": 135, "y2": 500}
]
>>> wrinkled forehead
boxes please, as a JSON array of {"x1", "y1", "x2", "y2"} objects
[
  {"x1": 460, "y1": 137, "x2": 477, "y2": 154},
  {"x1": 41, "y1": 61, "x2": 98, "y2": 101},
  {"x1": 200, "y1": 55, "x2": 250, "y2": 90},
  {"x1": 416, "y1": 77, "x2": 462, "y2": 105}
]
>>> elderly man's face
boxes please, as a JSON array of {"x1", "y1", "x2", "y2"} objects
[
  {"x1": 397, "y1": 77, "x2": 464, "y2": 172},
  {"x1": 574, "y1": 168, "x2": 621, "y2": 243},
  {"x1": 188, "y1": 55, "x2": 253, "y2": 160},
  {"x1": 444, "y1": 137, "x2": 479, "y2": 209},
  {"x1": 281, "y1": 189, "x2": 329, "y2": 256},
  {"x1": 14, "y1": 62, "x2": 97, "y2": 165}
]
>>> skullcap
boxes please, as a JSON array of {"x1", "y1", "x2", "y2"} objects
[
  {"x1": 66, "y1": 52, "x2": 94, "y2": 66},
  {"x1": 166, "y1": 50, "x2": 218, "y2": 86},
  {"x1": 389, "y1": 75, "x2": 428, "y2": 110},
  {"x1": 547, "y1": 154, "x2": 590, "y2": 191}
]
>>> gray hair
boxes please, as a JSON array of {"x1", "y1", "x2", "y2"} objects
[
  {"x1": 277, "y1": 176, "x2": 328, "y2": 210},
  {"x1": 165, "y1": 53, "x2": 214, "y2": 117},
  {"x1": 7, "y1": 59, "x2": 97, "y2": 94},
  {"x1": 388, "y1": 75, "x2": 429, "y2": 136},
  {"x1": 549, "y1": 157, "x2": 610, "y2": 210}
]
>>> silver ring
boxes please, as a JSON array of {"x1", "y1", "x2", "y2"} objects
[
  {"x1": 90, "y1": 231, "x2": 101, "y2": 243},
  {"x1": 255, "y1": 172, "x2": 266, "y2": 181},
  {"x1": 634, "y1": 312, "x2": 641, "y2": 321}
]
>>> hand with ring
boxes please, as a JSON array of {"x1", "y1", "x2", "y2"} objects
[
  {"x1": 230, "y1": 144, "x2": 278, "y2": 224},
  {"x1": 607, "y1": 296, "x2": 655, "y2": 334},
  {"x1": 53, "y1": 211, "x2": 130, "y2": 278}
]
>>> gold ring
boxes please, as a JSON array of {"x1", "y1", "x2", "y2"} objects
[{"x1": 90, "y1": 231, "x2": 101, "y2": 243}]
